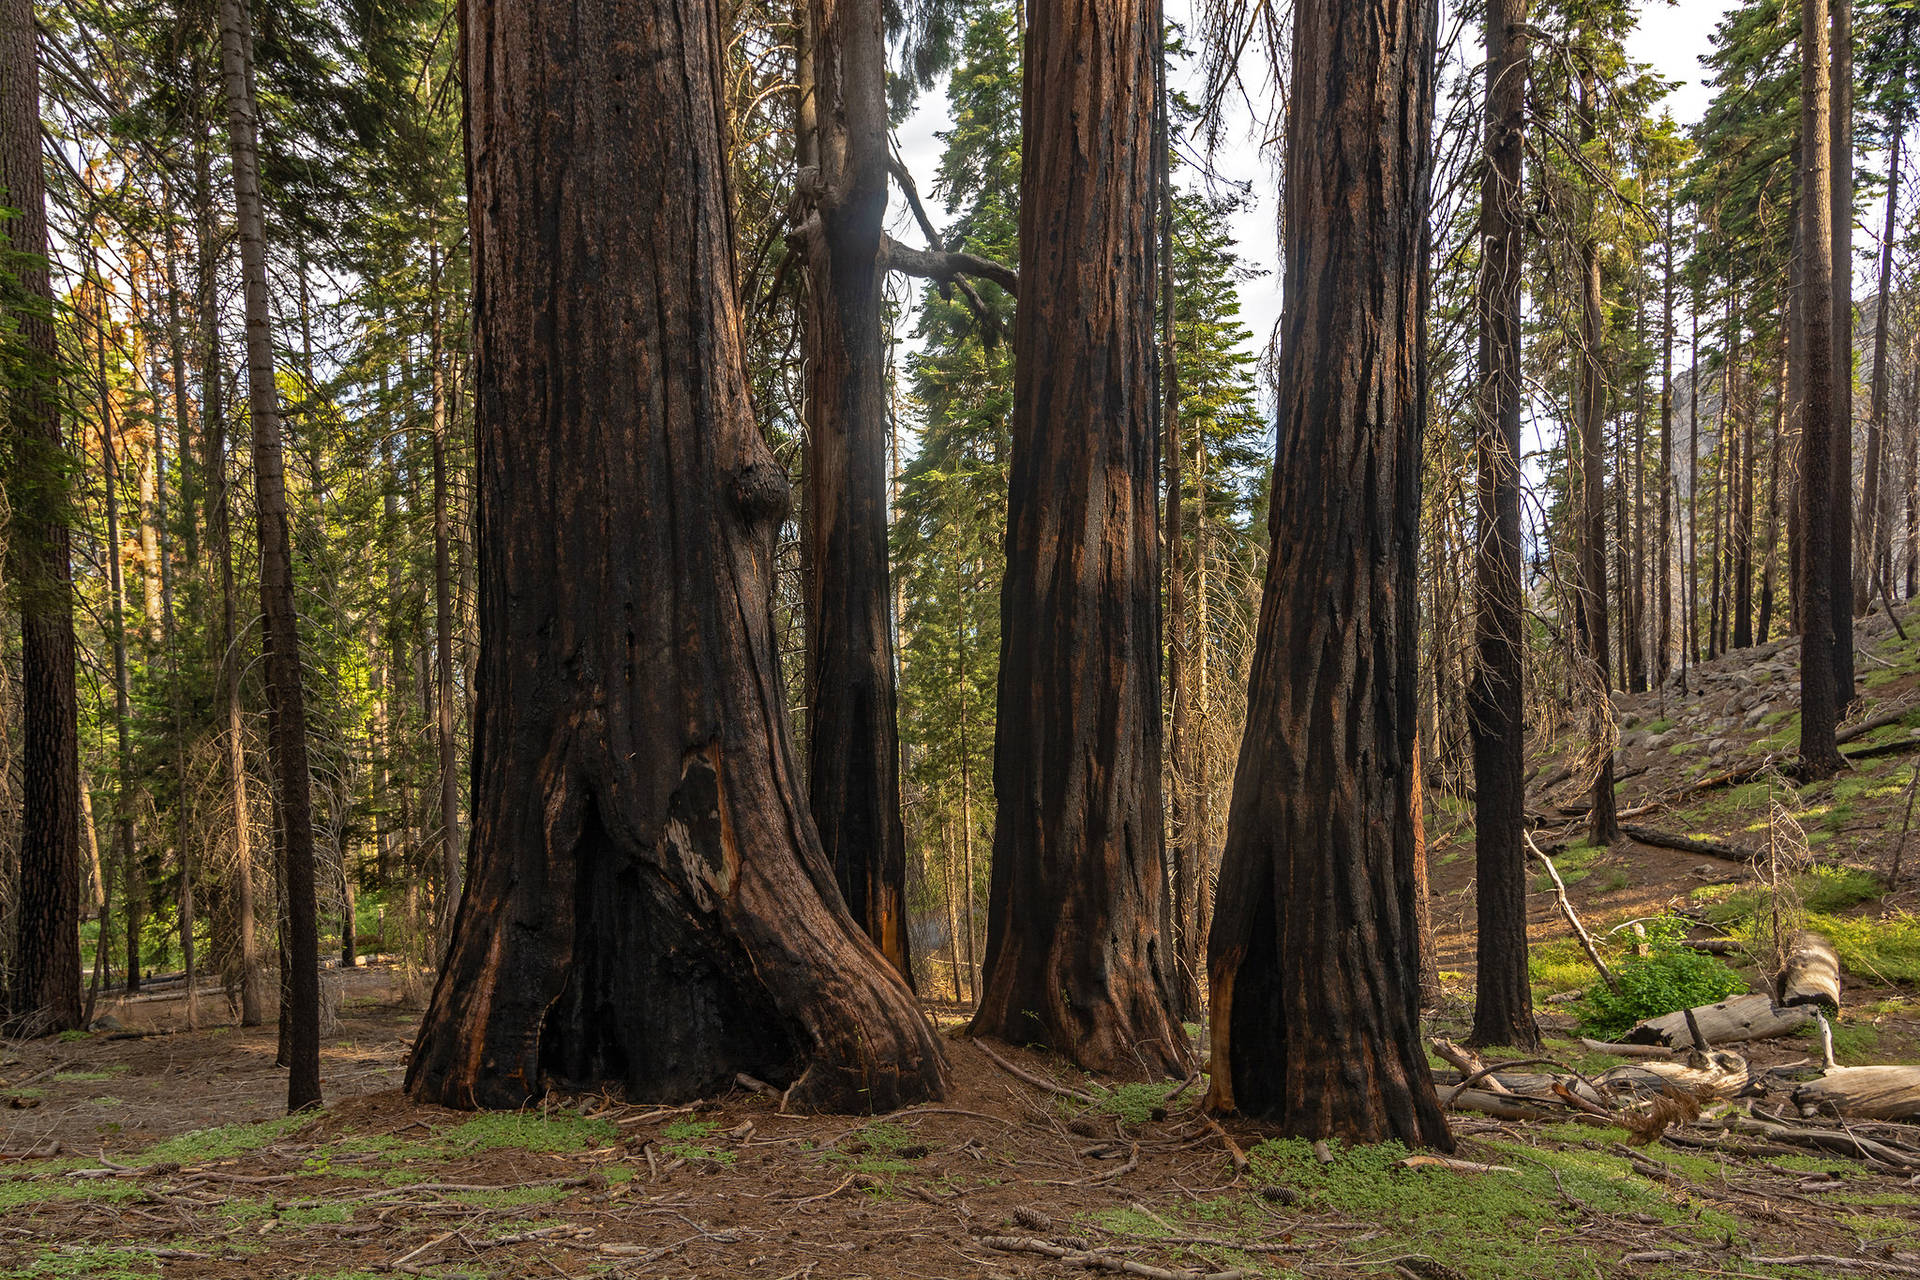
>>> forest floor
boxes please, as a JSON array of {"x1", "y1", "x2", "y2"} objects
[{"x1": 7, "y1": 617, "x2": 1920, "y2": 1279}]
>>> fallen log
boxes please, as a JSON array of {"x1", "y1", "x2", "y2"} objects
[
  {"x1": 1776, "y1": 931, "x2": 1842, "y2": 1012},
  {"x1": 1430, "y1": 1070, "x2": 1606, "y2": 1106},
  {"x1": 1793, "y1": 1066, "x2": 1920, "y2": 1121},
  {"x1": 1622, "y1": 993, "x2": 1813, "y2": 1047},
  {"x1": 1576, "y1": 1038, "x2": 1679, "y2": 1060},
  {"x1": 1842, "y1": 736, "x2": 1920, "y2": 763},
  {"x1": 1597, "y1": 1049, "x2": 1752, "y2": 1100},
  {"x1": 1621, "y1": 824, "x2": 1762, "y2": 864},
  {"x1": 1683, "y1": 937, "x2": 1744, "y2": 956},
  {"x1": 1721, "y1": 1115, "x2": 1920, "y2": 1168}
]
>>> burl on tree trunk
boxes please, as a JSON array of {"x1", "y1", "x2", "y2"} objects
[
  {"x1": 405, "y1": 0, "x2": 947, "y2": 1113},
  {"x1": 1204, "y1": 0, "x2": 1453, "y2": 1148},
  {"x1": 968, "y1": 0, "x2": 1188, "y2": 1078}
]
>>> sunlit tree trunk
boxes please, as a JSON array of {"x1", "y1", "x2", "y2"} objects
[{"x1": 195, "y1": 127, "x2": 264, "y2": 1027}]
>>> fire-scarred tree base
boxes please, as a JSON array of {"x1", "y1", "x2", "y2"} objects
[{"x1": 403, "y1": 0, "x2": 947, "y2": 1114}]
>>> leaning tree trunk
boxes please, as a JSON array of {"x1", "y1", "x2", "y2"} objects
[
  {"x1": 969, "y1": 0, "x2": 1189, "y2": 1077},
  {"x1": 1204, "y1": 0, "x2": 1452, "y2": 1148},
  {"x1": 2, "y1": 0, "x2": 83, "y2": 1035},
  {"x1": 795, "y1": 0, "x2": 914, "y2": 987},
  {"x1": 405, "y1": 0, "x2": 947, "y2": 1113},
  {"x1": 1467, "y1": 0, "x2": 1538, "y2": 1053},
  {"x1": 219, "y1": 0, "x2": 321, "y2": 1111},
  {"x1": 1800, "y1": 0, "x2": 1846, "y2": 778}
]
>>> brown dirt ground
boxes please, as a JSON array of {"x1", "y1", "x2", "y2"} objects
[{"x1": 4, "y1": 616, "x2": 1920, "y2": 1279}]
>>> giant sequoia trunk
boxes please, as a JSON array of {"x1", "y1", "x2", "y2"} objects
[
  {"x1": 1800, "y1": 0, "x2": 1847, "y2": 777},
  {"x1": 2, "y1": 0, "x2": 84, "y2": 1034},
  {"x1": 1467, "y1": 0, "x2": 1537, "y2": 1053},
  {"x1": 1204, "y1": 0, "x2": 1452, "y2": 1148},
  {"x1": 405, "y1": 0, "x2": 947, "y2": 1113},
  {"x1": 796, "y1": 0, "x2": 914, "y2": 988},
  {"x1": 219, "y1": 0, "x2": 320, "y2": 1110},
  {"x1": 969, "y1": 0, "x2": 1188, "y2": 1077}
]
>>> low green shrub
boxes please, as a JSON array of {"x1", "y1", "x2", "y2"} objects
[{"x1": 1576, "y1": 917, "x2": 1747, "y2": 1038}]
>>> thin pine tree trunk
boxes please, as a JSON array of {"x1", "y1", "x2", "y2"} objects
[
  {"x1": 196, "y1": 128, "x2": 264, "y2": 1028},
  {"x1": 428, "y1": 244, "x2": 461, "y2": 950},
  {"x1": 219, "y1": 0, "x2": 322, "y2": 1110},
  {"x1": 1863, "y1": 120, "x2": 1902, "y2": 604}
]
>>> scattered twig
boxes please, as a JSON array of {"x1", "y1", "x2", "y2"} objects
[
  {"x1": 973, "y1": 1040, "x2": 1098, "y2": 1104},
  {"x1": 981, "y1": 1234, "x2": 1245, "y2": 1280},
  {"x1": 1526, "y1": 832, "x2": 1621, "y2": 993}
]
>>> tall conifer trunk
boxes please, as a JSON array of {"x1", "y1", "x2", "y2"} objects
[
  {"x1": 1205, "y1": 0, "x2": 1452, "y2": 1147},
  {"x1": 2, "y1": 0, "x2": 83, "y2": 1034},
  {"x1": 1801, "y1": 0, "x2": 1847, "y2": 777},
  {"x1": 406, "y1": 0, "x2": 947, "y2": 1112},
  {"x1": 1467, "y1": 0, "x2": 1536, "y2": 1052},
  {"x1": 1831, "y1": 0, "x2": 1855, "y2": 688},
  {"x1": 1574, "y1": 70, "x2": 1618, "y2": 846},
  {"x1": 795, "y1": 0, "x2": 914, "y2": 986},
  {"x1": 970, "y1": 0, "x2": 1188, "y2": 1077},
  {"x1": 218, "y1": 0, "x2": 321, "y2": 1109}
]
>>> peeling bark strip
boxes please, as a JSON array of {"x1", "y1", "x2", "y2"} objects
[
  {"x1": 969, "y1": 0, "x2": 1189, "y2": 1077},
  {"x1": 1204, "y1": 0, "x2": 1452, "y2": 1147},
  {"x1": 406, "y1": 0, "x2": 947, "y2": 1113}
]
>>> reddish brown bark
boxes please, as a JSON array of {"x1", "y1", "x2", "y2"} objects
[
  {"x1": 2, "y1": 0, "x2": 83, "y2": 1035},
  {"x1": 406, "y1": 0, "x2": 947, "y2": 1112},
  {"x1": 970, "y1": 0, "x2": 1188, "y2": 1077},
  {"x1": 1204, "y1": 0, "x2": 1452, "y2": 1148}
]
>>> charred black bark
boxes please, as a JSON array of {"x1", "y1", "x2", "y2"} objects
[
  {"x1": 970, "y1": 0, "x2": 1189, "y2": 1077},
  {"x1": 406, "y1": 0, "x2": 947, "y2": 1113},
  {"x1": 1467, "y1": 0, "x2": 1538, "y2": 1052},
  {"x1": 1204, "y1": 0, "x2": 1453, "y2": 1148}
]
